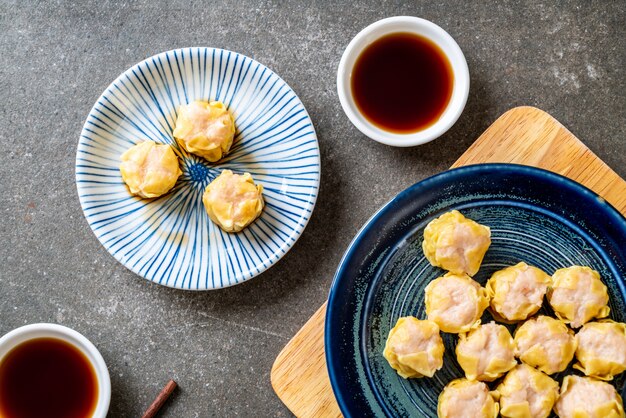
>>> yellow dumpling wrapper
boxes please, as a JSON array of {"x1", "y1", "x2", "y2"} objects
[
  {"x1": 422, "y1": 210, "x2": 491, "y2": 276},
  {"x1": 514, "y1": 315, "x2": 576, "y2": 375},
  {"x1": 486, "y1": 262, "x2": 551, "y2": 322},
  {"x1": 119, "y1": 140, "x2": 181, "y2": 198},
  {"x1": 574, "y1": 320, "x2": 626, "y2": 381},
  {"x1": 456, "y1": 321, "x2": 517, "y2": 381},
  {"x1": 173, "y1": 100, "x2": 235, "y2": 162},
  {"x1": 495, "y1": 364, "x2": 559, "y2": 418},
  {"x1": 383, "y1": 317, "x2": 444, "y2": 379},
  {"x1": 438, "y1": 378, "x2": 499, "y2": 418},
  {"x1": 548, "y1": 266, "x2": 610, "y2": 328},
  {"x1": 554, "y1": 375, "x2": 624, "y2": 418},
  {"x1": 424, "y1": 272, "x2": 489, "y2": 334},
  {"x1": 202, "y1": 170, "x2": 264, "y2": 233}
]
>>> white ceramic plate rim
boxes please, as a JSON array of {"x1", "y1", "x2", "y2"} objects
[{"x1": 75, "y1": 47, "x2": 321, "y2": 290}]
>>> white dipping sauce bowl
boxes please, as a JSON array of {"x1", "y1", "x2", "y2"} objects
[
  {"x1": 0, "y1": 323, "x2": 111, "y2": 418},
  {"x1": 337, "y1": 16, "x2": 470, "y2": 147}
]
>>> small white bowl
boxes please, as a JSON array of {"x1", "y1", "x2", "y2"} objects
[
  {"x1": 337, "y1": 16, "x2": 470, "y2": 147},
  {"x1": 0, "y1": 324, "x2": 111, "y2": 418}
]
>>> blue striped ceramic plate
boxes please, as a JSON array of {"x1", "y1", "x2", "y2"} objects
[
  {"x1": 76, "y1": 47, "x2": 320, "y2": 290},
  {"x1": 326, "y1": 164, "x2": 626, "y2": 417}
]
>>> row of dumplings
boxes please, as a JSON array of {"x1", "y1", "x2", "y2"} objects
[
  {"x1": 383, "y1": 211, "x2": 625, "y2": 418},
  {"x1": 385, "y1": 316, "x2": 625, "y2": 417},
  {"x1": 119, "y1": 101, "x2": 264, "y2": 233},
  {"x1": 439, "y1": 372, "x2": 622, "y2": 418},
  {"x1": 424, "y1": 263, "x2": 612, "y2": 336}
]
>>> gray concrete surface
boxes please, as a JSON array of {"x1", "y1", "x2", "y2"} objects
[{"x1": 0, "y1": 0, "x2": 624, "y2": 416}]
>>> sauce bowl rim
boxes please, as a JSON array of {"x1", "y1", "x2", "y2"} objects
[
  {"x1": 337, "y1": 16, "x2": 470, "y2": 147},
  {"x1": 0, "y1": 323, "x2": 111, "y2": 418}
]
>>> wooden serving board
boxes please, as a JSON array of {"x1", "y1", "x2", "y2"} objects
[{"x1": 270, "y1": 106, "x2": 626, "y2": 417}]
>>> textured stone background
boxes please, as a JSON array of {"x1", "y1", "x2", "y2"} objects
[{"x1": 0, "y1": 1, "x2": 624, "y2": 416}]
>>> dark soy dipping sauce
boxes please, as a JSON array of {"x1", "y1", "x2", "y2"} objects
[
  {"x1": 351, "y1": 32, "x2": 454, "y2": 133},
  {"x1": 0, "y1": 338, "x2": 98, "y2": 418}
]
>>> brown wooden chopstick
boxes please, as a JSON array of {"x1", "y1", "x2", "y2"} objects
[{"x1": 141, "y1": 379, "x2": 177, "y2": 418}]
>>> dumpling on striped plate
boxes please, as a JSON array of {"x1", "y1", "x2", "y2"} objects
[
  {"x1": 202, "y1": 170, "x2": 264, "y2": 233},
  {"x1": 424, "y1": 272, "x2": 490, "y2": 334},
  {"x1": 382, "y1": 317, "x2": 444, "y2": 379},
  {"x1": 173, "y1": 100, "x2": 235, "y2": 162},
  {"x1": 547, "y1": 266, "x2": 610, "y2": 328},
  {"x1": 120, "y1": 140, "x2": 181, "y2": 198},
  {"x1": 574, "y1": 320, "x2": 626, "y2": 380},
  {"x1": 437, "y1": 378, "x2": 498, "y2": 418},
  {"x1": 422, "y1": 210, "x2": 491, "y2": 276},
  {"x1": 513, "y1": 315, "x2": 576, "y2": 375},
  {"x1": 554, "y1": 375, "x2": 624, "y2": 418}
]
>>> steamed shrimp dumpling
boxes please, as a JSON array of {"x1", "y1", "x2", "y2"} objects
[
  {"x1": 424, "y1": 272, "x2": 489, "y2": 334},
  {"x1": 455, "y1": 321, "x2": 517, "y2": 381},
  {"x1": 383, "y1": 317, "x2": 444, "y2": 379},
  {"x1": 548, "y1": 266, "x2": 610, "y2": 328},
  {"x1": 574, "y1": 320, "x2": 626, "y2": 380},
  {"x1": 437, "y1": 378, "x2": 498, "y2": 418},
  {"x1": 513, "y1": 315, "x2": 576, "y2": 375},
  {"x1": 173, "y1": 100, "x2": 235, "y2": 162},
  {"x1": 554, "y1": 375, "x2": 624, "y2": 418},
  {"x1": 496, "y1": 364, "x2": 559, "y2": 418},
  {"x1": 119, "y1": 140, "x2": 181, "y2": 198},
  {"x1": 202, "y1": 170, "x2": 264, "y2": 233},
  {"x1": 422, "y1": 210, "x2": 491, "y2": 276},
  {"x1": 486, "y1": 262, "x2": 550, "y2": 322}
]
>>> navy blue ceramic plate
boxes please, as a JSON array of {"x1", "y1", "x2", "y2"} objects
[{"x1": 325, "y1": 164, "x2": 626, "y2": 418}]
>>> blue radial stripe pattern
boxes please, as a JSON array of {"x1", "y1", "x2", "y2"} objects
[{"x1": 76, "y1": 47, "x2": 320, "y2": 290}]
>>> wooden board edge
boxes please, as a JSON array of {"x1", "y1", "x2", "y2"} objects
[
  {"x1": 453, "y1": 105, "x2": 626, "y2": 213},
  {"x1": 269, "y1": 106, "x2": 626, "y2": 417},
  {"x1": 271, "y1": 303, "x2": 332, "y2": 416}
]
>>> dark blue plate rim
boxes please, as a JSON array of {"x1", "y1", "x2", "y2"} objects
[{"x1": 325, "y1": 163, "x2": 626, "y2": 417}]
